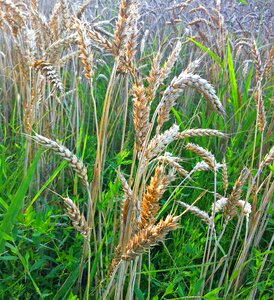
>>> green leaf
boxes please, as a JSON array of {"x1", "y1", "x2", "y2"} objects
[
  {"x1": 25, "y1": 160, "x2": 67, "y2": 213},
  {"x1": 188, "y1": 38, "x2": 224, "y2": 68},
  {"x1": 0, "y1": 149, "x2": 42, "y2": 253},
  {"x1": 227, "y1": 43, "x2": 239, "y2": 121},
  {"x1": 53, "y1": 264, "x2": 80, "y2": 300},
  {"x1": 134, "y1": 286, "x2": 145, "y2": 300},
  {"x1": 203, "y1": 287, "x2": 223, "y2": 299}
]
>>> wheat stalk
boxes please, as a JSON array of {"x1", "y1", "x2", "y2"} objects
[{"x1": 222, "y1": 158, "x2": 228, "y2": 195}]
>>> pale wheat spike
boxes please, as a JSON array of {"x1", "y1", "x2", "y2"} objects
[
  {"x1": 173, "y1": 73, "x2": 225, "y2": 116},
  {"x1": 254, "y1": 88, "x2": 266, "y2": 132},
  {"x1": 222, "y1": 158, "x2": 228, "y2": 195},
  {"x1": 145, "y1": 125, "x2": 179, "y2": 160},
  {"x1": 122, "y1": 215, "x2": 179, "y2": 260},
  {"x1": 260, "y1": 146, "x2": 274, "y2": 169},
  {"x1": 140, "y1": 166, "x2": 175, "y2": 229},
  {"x1": 179, "y1": 201, "x2": 212, "y2": 226},
  {"x1": 63, "y1": 197, "x2": 90, "y2": 240},
  {"x1": 118, "y1": 172, "x2": 133, "y2": 200},
  {"x1": 250, "y1": 38, "x2": 263, "y2": 81},
  {"x1": 118, "y1": 1, "x2": 139, "y2": 75},
  {"x1": 0, "y1": 0, "x2": 26, "y2": 27},
  {"x1": 212, "y1": 198, "x2": 252, "y2": 218},
  {"x1": 76, "y1": 0, "x2": 90, "y2": 19},
  {"x1": 185, "y1": 143, "x2": 216, "y2": 171},
  {"x1": 44, "y1": 33, "x2": 78, "y2": 59},
  {"x1": 192, "y1": 160, "x2": 223, "y2": 173},
  {"x1": 167, "y1": 0, "x2": 194, "y2": 12},
  {"x1": 74, "y1": 20, "x2": 94, "y2": 81},
  {"x1": 112, "y1": 0, "x2": 135, "y2": 57},
  {"x1": 108, "y1": 245, "x2": 122, "y2": 275},
  {"x1": 48, "y1": 0, "x2": 63, "y2": 39},
  {"x1": 177, "y1": 129, "x2": 226, "y2": 139},
  {"x1": 157, "y1": 71, "x2": 225, "y2": 129},
  {"x1": 265, "y1": 45, "x2": 274, "y2": 78},
  {"x1": 212, "y1": 197, "x2": 228, "y2": 214},
  {"x1": 159, "y1": 40, "x2": 182, "y2": 83},
  {"x1": 87, "y1": 27, "x2": 113, "y2": 53},
  {"x1": 146, "y1": 52, "x2": 162, "y2": 102},
  {"x1": 34, "y1": 60, "x2": 63, "y2": 93},
  {"x1": 132, "y1": 82, "x2": 150, "y2": 151},
  {"x1": 237, "y1": 200, "x2": 252, "y2": 217},
  {"x1": 157, "y1": 154, "x2": 189, "y2": 177},
  {"x1": 32, "y1": 133, "x2": 88, "y2": 185},
  {"x1": 224, "y1": 167, "x2": 250, "y2": 221},
  {"x1": 118, "y1": 172, "x2": 133, "y2": 227}
]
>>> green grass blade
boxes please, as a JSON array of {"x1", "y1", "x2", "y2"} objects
[
  {"x1": 188, "y1": 38, "x2": 224, "y2": 68},
  {"x1": 227, "y1": 43, "x2": 239, "y2": 122},
  {"x1": 25, "y1": 160, "x2": 67, "y2": 213},
  {"x1": 0, "y1": 149, "x2": 42, "y2": 253}
]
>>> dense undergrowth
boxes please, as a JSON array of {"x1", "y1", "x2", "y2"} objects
[{"x1": 0, "y1": 0, "x2": 273, "y2": 299}]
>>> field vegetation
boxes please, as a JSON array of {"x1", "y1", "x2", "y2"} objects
[{"x1": 0, "y1": 0, "x2": 273, "y2": 299}]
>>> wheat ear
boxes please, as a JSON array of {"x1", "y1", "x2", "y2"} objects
[
  {"x1": 157, "y1": 154, "x2": 189, "y2": 177},
  {"x1": 158, "y1": 72, "x2": 225, "y2": 129},
  {"x1": 177, "y1": 129, "x2": 226, "y2": 139},
  {"x1": 34, "y1": 60, "x2": 63, "y2": 93},
  {"x1": 140, "y1": 165, "x2": 175, "y2": 229},
  {"x1": 146, "y1": 52, "x2": 162, "y2": 102},
  {"x1": 74, "y1": 20, "x2": 94, "y2": 81},
  {"x1": 178, "y1": 201, "x2": 212, "y2": 226},
  {"x1": 63, "y1": 197, "x2": 90, "y2": 240},
  {"x1": 32, "y1": 133, "x2": 88, "y2": 185},
  {"x1": 145, "y1": 124, "x2": 179, "y2": 160},
  {"x1": 132, "y1": 82, "x2": 150, "y2": 151},
  {"x1": 185, "y1": 143, "x2": 216, "y2": 171},
  {"x1": 122, "y1": 214, "x2": 179, "y2": 260},
  {"x1": 223, "y1": 167, "x2": 250, "y2": 221}
]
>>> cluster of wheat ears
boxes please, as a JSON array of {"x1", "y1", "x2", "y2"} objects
[{"x1": 0, "y1": 0, "x2": 273, "y2": 299}]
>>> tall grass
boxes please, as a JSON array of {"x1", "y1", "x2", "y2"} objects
[{"x1": 0, "y1": 0, "x2": 273, "y2": 299}]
